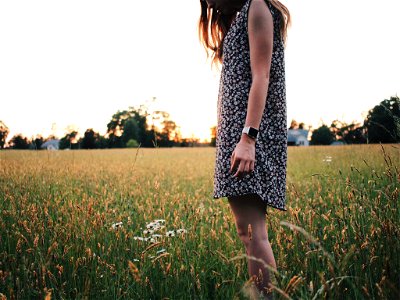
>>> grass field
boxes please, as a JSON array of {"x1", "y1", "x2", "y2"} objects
[{"x1": 0, "y1": 144, "x2": 399, "y2": 299}]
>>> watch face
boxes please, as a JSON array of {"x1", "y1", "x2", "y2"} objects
[{"x1": 248, "y1": 127, "x2": 258, "y2": 138}]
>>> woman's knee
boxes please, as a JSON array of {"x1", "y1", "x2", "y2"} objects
[{"x1": 235, "y1": 220, "x2": 269, "y2": 247}]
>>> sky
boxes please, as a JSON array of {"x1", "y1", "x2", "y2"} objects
[{"x1": 1, "y1": 0, "x2": 399, "y2": 144}]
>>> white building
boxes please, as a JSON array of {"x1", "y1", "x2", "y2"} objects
[
  {"x1": 41, "y1": 139, "x2": 60, "y2": 150},
  {"x1": 287, "y1": 129, "x2": 309, "y2": 146}
]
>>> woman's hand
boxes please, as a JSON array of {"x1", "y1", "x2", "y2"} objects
[{"x1": 230, "y1": 134, "x2": 256, "y2": 178}]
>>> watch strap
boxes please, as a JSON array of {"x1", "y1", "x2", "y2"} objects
[{"x1": 242, "y1": 126, "x2": 259, "y2": 139}]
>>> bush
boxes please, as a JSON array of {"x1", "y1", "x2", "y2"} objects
[{"x1": 126, "y1": 139, "x2": 139, "y2": 148}]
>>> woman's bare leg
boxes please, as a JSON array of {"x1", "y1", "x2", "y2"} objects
[{"x1": 227, "y1": 193, "x2": 277, "y2": 299}]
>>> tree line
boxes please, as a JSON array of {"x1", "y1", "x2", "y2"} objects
[
  {"x1": 1, "y1": 96, "x2": 399, "y2": 149},
  {"x1": 0, "y1": 104, "x2": 204, "y2": 150},
  {"x1": 306, "y1": 96, "x2": 399, "y2": 145}
]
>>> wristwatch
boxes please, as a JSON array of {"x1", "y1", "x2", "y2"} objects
[{"x1": 242, "y1": 126, "x2": 259, "y2": 140}]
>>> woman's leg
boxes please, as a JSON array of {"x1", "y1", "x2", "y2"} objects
[{"x1": 227, "y1": 193, "x2": 277, "y2": 299}]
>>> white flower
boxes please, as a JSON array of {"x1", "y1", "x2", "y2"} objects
[
  {"x1": 143, "y1": 229, "x2": 154, "y2": 235},
  {"x1": 133, "y1": 258, "x2": 140, "y2": 262},
  {"x1": 150, "y1": 238, "x2": 156, "y2": 243},
  {"x1": 111, "y1": 222, "x2": 123, "y2": 230},
  {"x1": 154, "y1": 219, "x2": 166, "y2": 224},
  {"x1": 146, "y1": 223, "x2": 156, "y2": 229},
  {"x1": 152, "y1": 234, "x2": 163, "y2": 238},
  {"x1": 176, "y1": 228, "x2": 187, "y2": 234},
  {"x1": 166, "y1": 230, "x2": 175, "y2": 237},
  {"x1": 322, "y1": 155, "x2": 332, "y2": 163},
  {"x1": 134, "y1": 236, "x2": 145, "y2": 241}
]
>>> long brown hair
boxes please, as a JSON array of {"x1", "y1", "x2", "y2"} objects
[{"x1": 198, "y1": 0, "x2": 291, "y2": 66}]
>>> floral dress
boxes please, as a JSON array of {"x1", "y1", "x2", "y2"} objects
[{"x1": 213, "y1": 0, "x2": 288, "y2": 213}]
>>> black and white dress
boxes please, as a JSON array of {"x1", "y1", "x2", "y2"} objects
[{"x1": 213, "y1": 0, "x2": 288, "y2": 213}]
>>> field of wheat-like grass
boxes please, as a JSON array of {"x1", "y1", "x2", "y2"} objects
[{"x1": 0, "y1": 144, "x2": 399, "y2": 299}]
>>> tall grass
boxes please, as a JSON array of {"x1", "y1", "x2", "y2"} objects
[{"x1": 0, "y1": 144, "x2": 399, "y2": 299}]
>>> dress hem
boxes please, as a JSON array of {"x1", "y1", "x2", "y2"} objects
[{"x1": 212, "y1": 193, "x2": 288, "y2": 213}]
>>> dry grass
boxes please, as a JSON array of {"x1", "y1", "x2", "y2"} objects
[{"x1": 0, "y1": 144, "x2": 399, "y2": 299}]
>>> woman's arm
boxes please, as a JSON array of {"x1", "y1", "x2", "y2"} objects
[
  {"x1": 230, "y1": 0, "x2": 274, "y2": 178},
  {"x1": 244, "y1": 0, "x2": 274, "y2": 134}
]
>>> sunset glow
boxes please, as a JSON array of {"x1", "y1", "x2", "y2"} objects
[{"x1": 1, "y1": 0, "x2": 399, "y2": 144}]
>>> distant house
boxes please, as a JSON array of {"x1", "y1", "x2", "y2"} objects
[
  {"x1": 331, "y1": 140, "x2": 346, "y2": 146},
  {"x1": 287, "y1": 129, "x2": 309, "y2": 146},
  {"x1": 41, "y1": 139, "x2": 60, "y2": 150}
]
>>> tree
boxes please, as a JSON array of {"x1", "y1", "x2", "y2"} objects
[
  {"x1": 364, "y1": 96, "x2": 400, "y2": 143},
  {"x1": 330, "y1": 119, "x2": 347, "y2": 141},
  {"x1": 81, "y1": 128, "x2": 100, "y2": 149},
  {"x1": 289, "y1": 120, "x2": 308, "y2": 130},
  {"x1": 289, "y1": 119, "x2": 298, "y2": 129},
  {"x1": 179, "y1": 136, "x2": 200, "y2": 147},
  {"x1": 147, "y1": 110, "x2": 182, "y2": 147},
  {"x1": 121, "y1": 118, "x2": 139, "y2": 146},
  {"x1": 31, "y1": 135, "x2": 45, "y2": 150},
  {"x1": 310, "y1": 125, "x2": 335, "y2": 145},
  {"x1": 9, "y1": 134, "x2": 30, "y2": 149},
  {"x1": 0, "y1": 121, "x2": 9, "y2": 149},
  {"x1": 210, "y1": 125, "x2": 217, "y2": 147},
  {"x1": 106, "y1": 110, "x2": 129, "y2": 148},
  {"x1": 106, "y1": 104, "x2": 184, "y2": 148},
  {"x1": 59, "y1": 131, "x2": 79, "y2": 150},
  {"x1": 343, "y1": 124, "x2": 367, "y2": 144},
  {"x1": 160, "y1": 119, "x2": 179, "y2": 147},
  {"x1": 96, "y1": 136, "x2": 109, "y2": 149},
  {"x1": 106, "y1": 105, "x2": 149, "y2": 148}
]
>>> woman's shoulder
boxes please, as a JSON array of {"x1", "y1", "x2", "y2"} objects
[{"x1": 247, "y1": 0, "x2": 274, "y2": 23}]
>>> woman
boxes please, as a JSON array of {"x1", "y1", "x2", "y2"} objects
[{"x1": 198, "y1": 0, "x2": 290, "y2": 298}]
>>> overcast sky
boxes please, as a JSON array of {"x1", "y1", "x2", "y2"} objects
[{"x1": 1, "y1": 0, "x2": 399, "y2": 143}]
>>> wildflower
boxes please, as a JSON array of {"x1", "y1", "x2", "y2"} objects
[
  {"x1": 134, "y1": 236, "x2": 145, "y2": 241},
  {"x1": 166, "y1": 230, "x2": 175, "y2": 237},
  {"x1": 111, "y1": 222, "x2": 123, "y2": 230},
  {"x1": 176, "y1": 228, "x2": 187, "y2": 234},
  {"x1": 154, "y1": 219, "x2": 166, "y2": 224},
  {"x1": 322, "y1": 155, "x2": 332, "y2": 163},
  {"x1": 152, "y1": 234, "x2": 163, "y2": 238},
  {"x1": 146, "y1": 222, "x2": 162, "y2": 230},
  {"x1": 146, "y1": 223, "x2": 156, "y2": 229}
]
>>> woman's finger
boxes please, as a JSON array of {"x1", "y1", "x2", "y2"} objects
[
  {"x1": 250, "y1": 160, "x2": 255, "y2": 172},
  {"x1": 243, "y1": 160, "x2": 250, "y2": 174},
  {"x1": 230, "y1": 152, "x2": 235, "y2": 173},
  {"x1": 233, "y1": 160, "x2": 245, "y2": 177}
]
